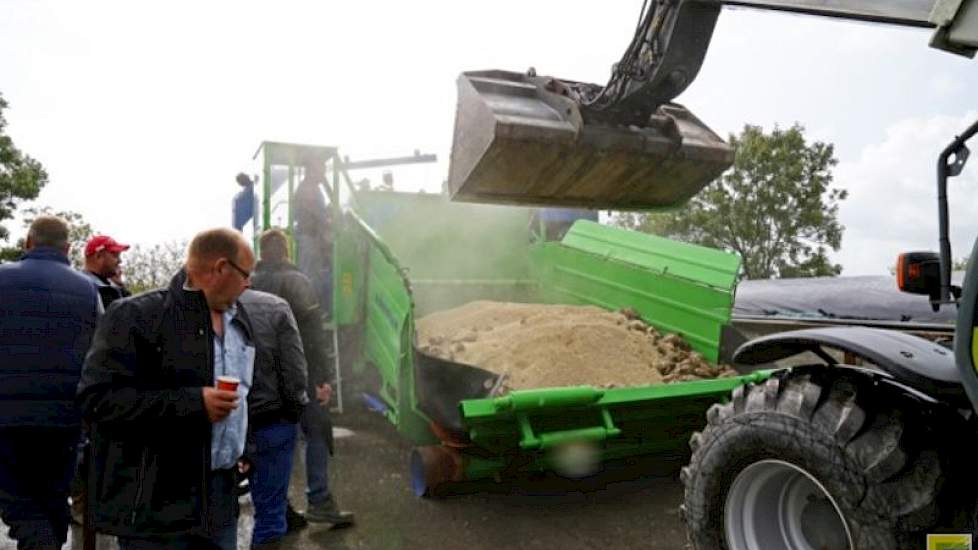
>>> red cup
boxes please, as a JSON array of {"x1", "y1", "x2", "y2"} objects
[{"x1": 216, "y1": 375, "x2": 240, "y2": 392}]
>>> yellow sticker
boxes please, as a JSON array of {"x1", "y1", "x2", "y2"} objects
[{"x1": 928, "y1": 533, "x2": 973, "y2": 550}]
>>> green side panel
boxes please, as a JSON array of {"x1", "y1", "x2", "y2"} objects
[
  {"x1": 531, "y1": 221, "x2": 741, "y2": 363},
  {"x1": 356, "y1": 217, "x2": 436, "y2": 443},
  {"x1": 351, "y1": 190, "x2": 539, "y2": 314},
  {"x1": 459, "y1": 371, "x2": 774, "y2": 478},
  {"x1": 332, "y1": 214, "x2": 366, "y2": 326},
  {"x1": 361, "y1": 242, "x2": 411, "y2": 422},
  {"x1": 561, "y1": 220, "x2": 740, "y2": 290}
]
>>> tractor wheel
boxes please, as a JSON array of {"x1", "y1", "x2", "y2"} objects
[{"x1": 681, "y1": 369, "x2": 964, "y2": 550}]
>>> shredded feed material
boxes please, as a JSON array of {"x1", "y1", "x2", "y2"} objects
[{"x1": 415, "y1": 301, "x2": 737, "y2": 394}]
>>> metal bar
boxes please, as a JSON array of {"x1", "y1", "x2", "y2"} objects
[
  {"x1": 287, "y1": 164, "x2": 295, "y2": 258},
  {"x1": 332, "y1": 327, "x2": 344, "y2": 414},
  {"x1": 262, "y1": 154, "x2": 272, "y2": 231},
  {"x1": 339, "y1": 153, "x2": 437, "y2": 171},
  {"x1": 328, "y1": 152, "x2": 344, "y2": 415},
  {"x1": 720, "y1": 0, "x2": 937, "y2": 27},
  {"x1": 937, "y1": 117, "x2": 978, "y2": 304}
]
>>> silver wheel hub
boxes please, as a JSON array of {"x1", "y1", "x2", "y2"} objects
[{"x1": 724, "y1": 459, "x2": 854, "y2": 550}]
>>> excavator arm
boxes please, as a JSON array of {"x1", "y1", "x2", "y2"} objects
[{"x1": 448, "y1": 0, "x2": 978, "y2": 210}]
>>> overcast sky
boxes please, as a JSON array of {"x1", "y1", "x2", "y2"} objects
[{"x1": 1, "y1": 1, "x2": 977, "y2": 275}]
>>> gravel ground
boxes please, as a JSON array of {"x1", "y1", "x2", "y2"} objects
[{"x1": 0, "y1": 405, "x2": 690, "y2": 550}]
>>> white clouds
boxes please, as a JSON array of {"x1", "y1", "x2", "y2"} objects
[
  {"x1": 1, "y1": 0, "x2": 977, "y2": 271},
  {"x1": 834, "y1": 111, "x2": 978, "y2": 275}
]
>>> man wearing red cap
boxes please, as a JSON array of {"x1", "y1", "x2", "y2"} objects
[
  {"x1": 83, "y1": 235, "x2": 131, "y2": 309},
  {"x1": 73, "y1": 236, "x2": 133, "y2": 529}
]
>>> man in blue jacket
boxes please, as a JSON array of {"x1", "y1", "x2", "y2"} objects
[{"x1": 0, "y1": 215, "x2": 100, "y2": 549}]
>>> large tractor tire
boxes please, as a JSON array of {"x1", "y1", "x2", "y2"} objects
[{"x1": 682, "y1": 369, "x2": 969, "y2": 550}]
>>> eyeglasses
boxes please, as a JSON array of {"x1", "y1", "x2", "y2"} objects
[{"x1": 224, "y1": 258, "x2": 252, "y2": 280}]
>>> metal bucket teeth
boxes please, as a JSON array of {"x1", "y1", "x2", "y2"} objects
[{"x1": 448, "y1": 70, "x2": 734, "y2": 210}]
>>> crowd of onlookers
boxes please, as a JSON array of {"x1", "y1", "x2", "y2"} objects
[{"x1": 0, "y1": 198, "x2": 352, "y2": 549}]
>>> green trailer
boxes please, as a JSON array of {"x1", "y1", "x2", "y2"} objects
[{"x1": 250, "y1": 142, "x2": 772, "y2": 496}]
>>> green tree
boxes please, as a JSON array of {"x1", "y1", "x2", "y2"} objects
[
  {"x1": 616, "y1": 124, "x2": 846, "y2": 279},
  {"x1": 0, "y1": 93, "x2": 48, "y2": 243},
  {"x1": 121, "y1": 240, "x2": 187, "y2": 294},
  {"x1": 0, "y1": 206, "x2": 95, "y2": 266}
]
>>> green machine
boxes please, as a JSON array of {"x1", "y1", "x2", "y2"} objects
[{"x1": 251, "y1": 141, "x2": 772, "y2": 496}]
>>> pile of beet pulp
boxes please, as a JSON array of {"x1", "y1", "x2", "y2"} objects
[{"x1": 415, "y1": 301, "x2": 737, "y2": 394}]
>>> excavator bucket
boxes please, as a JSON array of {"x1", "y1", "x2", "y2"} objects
[{"x1": 447, "y1": 70, "x2": 734, "y2": 210}]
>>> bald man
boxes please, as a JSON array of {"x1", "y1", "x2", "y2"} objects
[{"x1": 78, "y1": 228, "x2": 256, "y2": 550}]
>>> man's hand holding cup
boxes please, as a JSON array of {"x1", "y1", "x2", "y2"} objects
[{"x1": 203, "y1": 376, "x2": 240, "y2": 423}]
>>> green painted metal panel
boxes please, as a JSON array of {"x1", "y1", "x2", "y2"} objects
[
  {"x1": 530, "y1": 221, "x2": 741, "y2": 363},
  {"x1": 342, "y1": 191, "x2": 751, "y2": 466},
  {"x1": 332, "y1": 215, "x2": 366, "y2": 326},
  {"x1": 561, "y1": 220, "x2": 740, "y2": 291},
  {"x1": 361, "y1": 239, "x2": 413, "y2": 423},
  {"x1": 248, "y1": 143, "x2": 761, "y2": 482},
  {"x1": 353, "y1": 216, "x2": 438, "y2": 444},
  {"x1": 459, "y1": 371, "x2": 774, "y2": 474}
]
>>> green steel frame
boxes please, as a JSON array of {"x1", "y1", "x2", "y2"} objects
[{"x1": 249, "y1": 140, "x2": 764, "y2": 489}]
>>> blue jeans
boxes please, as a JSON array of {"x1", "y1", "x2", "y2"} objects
[
  {"x1": 0, "y1": 427, "x2": 78, "y2": 550},
  {"x1": 299, "y1": 402, "x2": 331, "y2": 505},
  {"x1": 249, "y1": 422, "x2": 297, "y2": 545}
]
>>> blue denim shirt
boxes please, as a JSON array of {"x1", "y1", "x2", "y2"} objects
[{"x1": 210, "y1": 304, "x2": 255, "y2": 470}]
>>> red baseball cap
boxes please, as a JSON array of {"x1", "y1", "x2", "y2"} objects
[{"x1": 85, "y1": 235, "x2": 130, "y2": 257}]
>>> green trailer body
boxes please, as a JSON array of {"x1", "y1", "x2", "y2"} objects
[
  {"x1": 331, "y1": 190, "x2": 772, "y2": 493},
  {"x1": 251, "y1": 143, "x2": 770, "y2": 494},
  {"x1": 531, "y1": 220, "x2": 740, "y2": 364}
]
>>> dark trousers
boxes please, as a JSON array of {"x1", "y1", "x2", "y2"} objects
[
  {"x1": 299, "y1": 401, "x2": 332, "y2": 506},
  {"x1": 249, "y1": 422, "x2": 298, "y2": 545},
  {"x1": 117, "y1": 468, "x2": 238, "y2": 550},
  {"x1": 0, "y1": 426, "x2": 79, "y2": 550}
]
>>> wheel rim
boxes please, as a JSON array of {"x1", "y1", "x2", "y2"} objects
[{"x1": 724, "y1": 459, "x2": 854, "y2": 550}]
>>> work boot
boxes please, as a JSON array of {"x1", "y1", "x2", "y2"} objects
[
  {"x1": 285, "y1": 503, "x2": 308, "y2": 533},
  {"x1": 305, "y1": 496, "x2": 355, "y2": 527}
]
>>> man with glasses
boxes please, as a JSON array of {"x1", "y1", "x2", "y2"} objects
[{"x1": 78, "y1": 227, "x2": 256, "y2": 550}]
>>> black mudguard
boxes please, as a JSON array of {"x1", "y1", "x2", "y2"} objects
[{"x1": 733, "y1": 326, "x2": 967, "y2": 405}]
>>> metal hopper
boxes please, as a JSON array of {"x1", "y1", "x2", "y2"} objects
[{"x1": 447, "y1": 69, "x2": 734, "y2": 210}]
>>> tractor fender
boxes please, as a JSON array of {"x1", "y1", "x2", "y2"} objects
[{"x1": 732, "y1": 326, "x2": 968, "y2": 406}]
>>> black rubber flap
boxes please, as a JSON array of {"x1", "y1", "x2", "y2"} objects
[{"x1": 414, "y1": 347, "x2": 500, "y2": 436}]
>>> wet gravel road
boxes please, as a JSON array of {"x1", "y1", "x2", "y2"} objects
[{"x1": 1, "y1": 406, "x2": 690, "y2": 549}]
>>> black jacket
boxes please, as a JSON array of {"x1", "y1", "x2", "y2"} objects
[
  {"x1": 238, "y1": 289, "x2": 309, "y2": 430},
  {"x1": 76, "y1": 271, "x2": 253, "y2": 537},
  {"x1": 0, "y1": 248, "x2": 100, "y2": 428},
  {"x1": 250, "y1": 260, "x2": 331, "y2": 389},
  {"x1": 82, "y1": 270, "x2": 130, "y2": 310}
]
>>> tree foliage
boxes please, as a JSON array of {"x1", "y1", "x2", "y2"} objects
[
  {"x1": 615, "y1": 124, "x2": 846, "y2": 279},
  {"x1": 121, "y1": 240, "x2": 187, "y2": 294},
  {"x1": 0, "y1": 206, "x2": 95, "y2": 267},
  {"x1": 0, "y1": 93, "x2": 48, "y2": 242}
]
